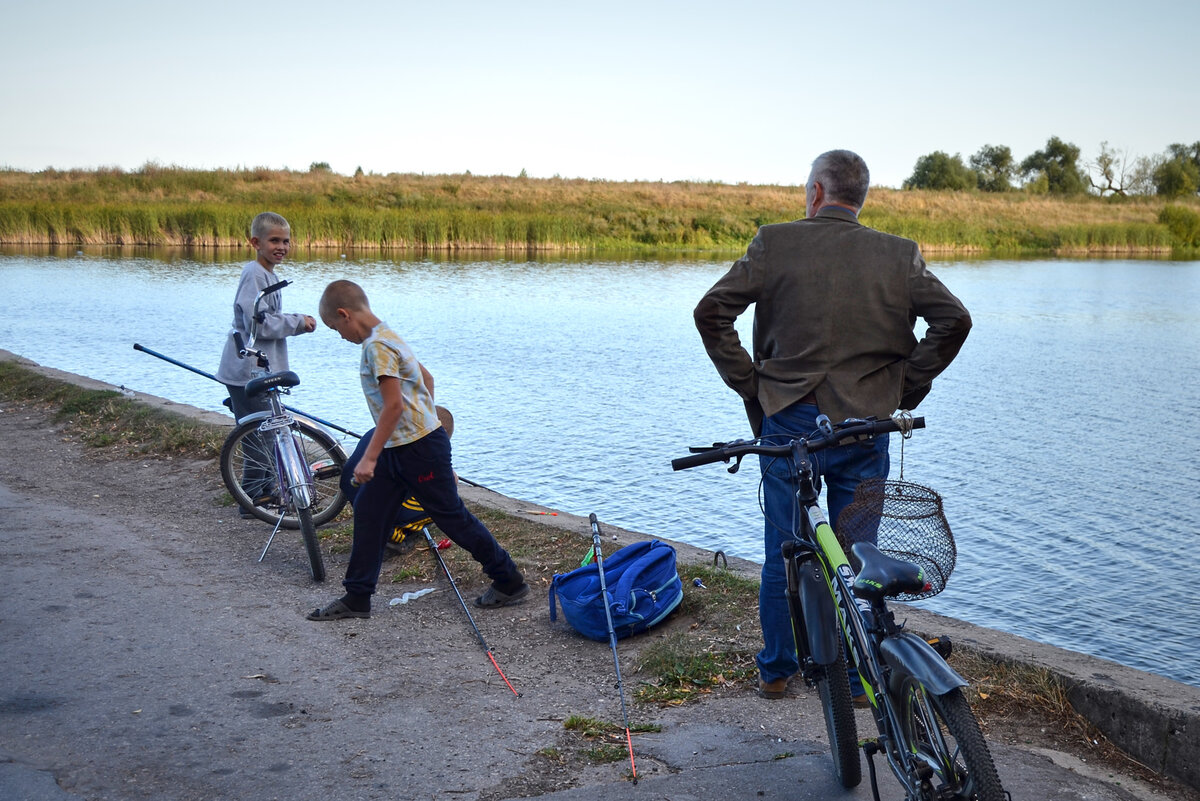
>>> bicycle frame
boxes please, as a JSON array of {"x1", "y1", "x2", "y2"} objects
[{"x1": 237, "y1": 407, "x2": 315, "y2": 512}]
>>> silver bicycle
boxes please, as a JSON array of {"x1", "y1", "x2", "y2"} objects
[{"x1": 219, "y1": 279, "x2": 346, "y2": 581}]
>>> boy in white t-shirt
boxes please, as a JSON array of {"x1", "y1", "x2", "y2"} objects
[{"x1": 307, "y1": 280, "x2": 528, "y2": 620}]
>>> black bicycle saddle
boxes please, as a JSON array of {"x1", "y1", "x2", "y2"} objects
[{"x1": 850, "y1": 541, "x2": 928, "y2": 601}]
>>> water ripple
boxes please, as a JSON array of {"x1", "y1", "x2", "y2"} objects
[{"x1": 2, "y1": 253, "x2": 1198, "y2": 687}]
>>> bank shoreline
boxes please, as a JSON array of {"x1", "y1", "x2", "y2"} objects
[
  {"x1": 3, "y1": 347, "x2": 1198, "y2": 793},
  {"x1": 0, "y1": 236, "x2": 1182, "y2": 259}
]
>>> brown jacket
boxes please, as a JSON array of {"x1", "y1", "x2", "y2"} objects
[{"x1": 694, "y1": 207, "x2": 972, "y2": 434}]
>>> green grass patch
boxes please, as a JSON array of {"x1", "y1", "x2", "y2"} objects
[
  {"x1": 563, "y1": 715, "x2": 660, "y2": 737},
  {"x1": 389, "y1": 565, "x2": 423, "y2": 582},
  {"x1": 635, "y1": 632, "x2": 756, "y2": 704},
  {"x1": 581, "y1": 744, "x2": 627, "y2": 764},
  {"x1": 534, "y1": 747, "x2": 565, "y2": 763},
  {"x1": 0, "y1": 361, "x2": 226, "y2": 457}
]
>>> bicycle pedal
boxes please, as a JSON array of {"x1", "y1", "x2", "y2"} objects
[
  {"x1": 926, "y1": 636, "x2": 953, "y2": 659},
  {"x1": 311, "y1": 460, "x2": 341, "y2": 480}
]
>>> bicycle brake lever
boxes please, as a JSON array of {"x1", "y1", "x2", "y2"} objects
[{"x1": 727, "y1": 455, "x2": 744, "y2": 474}]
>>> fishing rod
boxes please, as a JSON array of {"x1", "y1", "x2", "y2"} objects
[
  {"x1": 134, "y1": 342, "x2": 508, "y2": 491},
  {"x1": 132, "y1": 343, "x2": 363, "y2": 439},
  {"x1": 588, "y1": 513, "x2": 639, "y2": 784},
  {"x1": 421, "y1": 526, "x2": 520, "y2": 697}
]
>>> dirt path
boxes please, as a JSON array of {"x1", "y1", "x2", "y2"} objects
[{"x1": 0, "y1": 397, "x2": 1191, "y2": 801}]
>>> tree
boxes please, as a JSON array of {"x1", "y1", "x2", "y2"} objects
[
  {"x1": 1019, "y1": 137, "x2": 1088, "y2": 195},
  {"x1": 969, "y1": 144, "x2": 1015, "y2": 192},
  {"x1": 1152, "y1": 142, "x2": 1200, "y2": 198},
  {"x1": 1126, "y1": 155, "x2": 1160, "y2": 196},
  {"x1": 1166, "y1": 141, "x2": 1200, "y2": 170},
  {"x1": 903, "y1": 151, "x2": 977, "y2": 191},
  {"x1": 1154, "y1": 157, "x2": 1200, "y2": 198},
  {"x1": 1088, "y1": 141, "x2": 1137, "y2": 197}
]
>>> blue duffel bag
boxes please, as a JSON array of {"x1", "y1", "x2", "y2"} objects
[{"x1": 548, "y1": 539, "x2": 683, "y2": 641}]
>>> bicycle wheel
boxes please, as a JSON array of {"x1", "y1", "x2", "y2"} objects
[
  {"x1": 814, "y1": 635, "x2": 862, "y2": 788},
  {"x1": 297, "y1": 506, "x2": 325, "y2": 582},
  {"x1": 220, "y1": 419, "x2": 347, "y2": 528},
  {"x1": 896, "y1": 679, "x2": 1005, "y2": 801}
]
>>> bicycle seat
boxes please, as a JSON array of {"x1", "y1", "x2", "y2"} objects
[
  {"x1": 245, "y1": 371, "x2": 300, "y2": 398},
  {"x1": 850, "y1": 541, "x2": 928, "y2": 601}
]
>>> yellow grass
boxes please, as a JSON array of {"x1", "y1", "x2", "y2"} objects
[{"x1": 1, "y1": 166, "x2": 1196, "y2": 254}]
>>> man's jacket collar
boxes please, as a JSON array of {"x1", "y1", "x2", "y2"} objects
[{"x1": 812, "y1": 206, "x2": 860, "y2": 223}]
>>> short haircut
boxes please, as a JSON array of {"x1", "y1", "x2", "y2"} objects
[
  {"x1": 251, "y1": 211, "x2": 290, "y2": 240},
  {"x1": 809, "y1": 150, "x2": 870, "y2": 209},
  {"x1": 319, "y1": 279, "x2": 370, "y2": 322}
]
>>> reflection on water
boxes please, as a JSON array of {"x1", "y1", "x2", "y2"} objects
[{"x1": 2, "y1": 248, "x2": 1198, "y2": 687}]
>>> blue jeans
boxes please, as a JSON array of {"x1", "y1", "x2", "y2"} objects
[
  {"x1": 340, "y1": 428, "x2": 522, "y2": 600},
  {"x1": 756, "y1": 403, "x2": 889, "y2": 683},
  {"x1": 225, "y1": 383, "x2": 273, "y2": 498}
]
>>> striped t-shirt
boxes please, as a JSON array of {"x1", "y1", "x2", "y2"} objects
[{"x1": 359, "y1": 322, "x2": 441, "y2": 447}]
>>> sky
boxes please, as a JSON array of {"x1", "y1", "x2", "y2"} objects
[{"x1": 2, "y1": 0, "x2": 1197, "y2": 189}]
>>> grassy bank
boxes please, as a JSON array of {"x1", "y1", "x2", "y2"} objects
[
  {"x1": 0, "y1": 360, "x2": 225, "y2": 456},
  {"x1": 2, "y1": 166, "x2": 1198, "y2": 255}
]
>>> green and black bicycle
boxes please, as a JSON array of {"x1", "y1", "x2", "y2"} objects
[{"x1": 673, "y1": 413, "x2": 1007, "y2": 801}]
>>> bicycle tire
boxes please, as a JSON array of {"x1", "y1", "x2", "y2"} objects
[
  {"x1": 897, "y1": 679, "x2": 1005, "y2": 801},
  {"x1": 815, "y1": 635, "x2": 862, "y2": 788},
  {"x1": 220, "y1": 419, "x2": 347, "y2": 528},
  {"x1": 297, "y1": 506, "x2": 325, "y2": 582}
]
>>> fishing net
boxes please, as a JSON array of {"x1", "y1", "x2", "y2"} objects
[{"x1": 837, "y1": 478, "x2": 956, "y2": 601}]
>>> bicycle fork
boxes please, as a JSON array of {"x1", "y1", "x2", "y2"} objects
[{"x1": 258, "y1": 422, "x2": 316, "y2": 562}]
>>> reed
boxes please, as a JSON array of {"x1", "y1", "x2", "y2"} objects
[{"x1": 1, "y1": 166, "x2": 1197, "y2": 254}]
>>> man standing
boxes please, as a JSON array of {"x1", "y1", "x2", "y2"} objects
[{"x1": 693, "y1": 150, "x2": 972, "y2": 699}]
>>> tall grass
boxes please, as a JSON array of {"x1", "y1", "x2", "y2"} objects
[{"x1": 1, "y1": 166, "x2": 1196, "y2": 254}]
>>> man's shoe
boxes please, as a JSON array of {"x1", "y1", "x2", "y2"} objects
[
  {"x1": 852, "y1": 693, "x2": 872, "y2": 708},
  {"x1": 758, "y1": 675, "x2": 791, "y2": 699}
]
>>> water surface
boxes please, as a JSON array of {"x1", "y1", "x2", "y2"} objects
[{"x1": 2, "y1": 248, "x2": 1197, "y2": 686}]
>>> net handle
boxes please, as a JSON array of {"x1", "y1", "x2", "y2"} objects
[{"x1": 892, "y1": 410, "x2": 916, "y2": 480}]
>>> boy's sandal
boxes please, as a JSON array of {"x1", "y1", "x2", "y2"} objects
[
  {"x1": 306, "y1": 599, "x2": 370, "y2": 621},
  {"x1": 474, "y1": 582, "x2": 531, "y2": 608}
]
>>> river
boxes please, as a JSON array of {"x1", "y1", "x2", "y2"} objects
[{"x1": 2, "y1": 246, "x2": 1198, "y2": 687}]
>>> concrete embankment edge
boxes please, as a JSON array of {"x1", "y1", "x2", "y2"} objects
[{"x1": 4, "y1": 348, "x2": 1198, "y2": 792}]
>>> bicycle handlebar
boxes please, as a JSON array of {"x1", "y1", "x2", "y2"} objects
[
  {"x1": 261, "y1": 279, "x2": 291, "y2": 297},
  {"x1": 671, "y1": 415, "x2": 925, "y2": 471}
]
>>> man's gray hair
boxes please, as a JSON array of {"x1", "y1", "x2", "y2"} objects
[
  {"x1": 251, "y1": 211, "x2": 290, "y2": 240},
  {"x1": 810, "y1": 150, "x2": 870, "y2": 209}
]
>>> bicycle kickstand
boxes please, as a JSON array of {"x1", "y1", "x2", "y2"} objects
[
  {"x1": 258, "y1": 513, "x2": 287, "y2": 563},
  {"x1": 861, "y1": 739, "x2": 884, "y2": 801}
]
